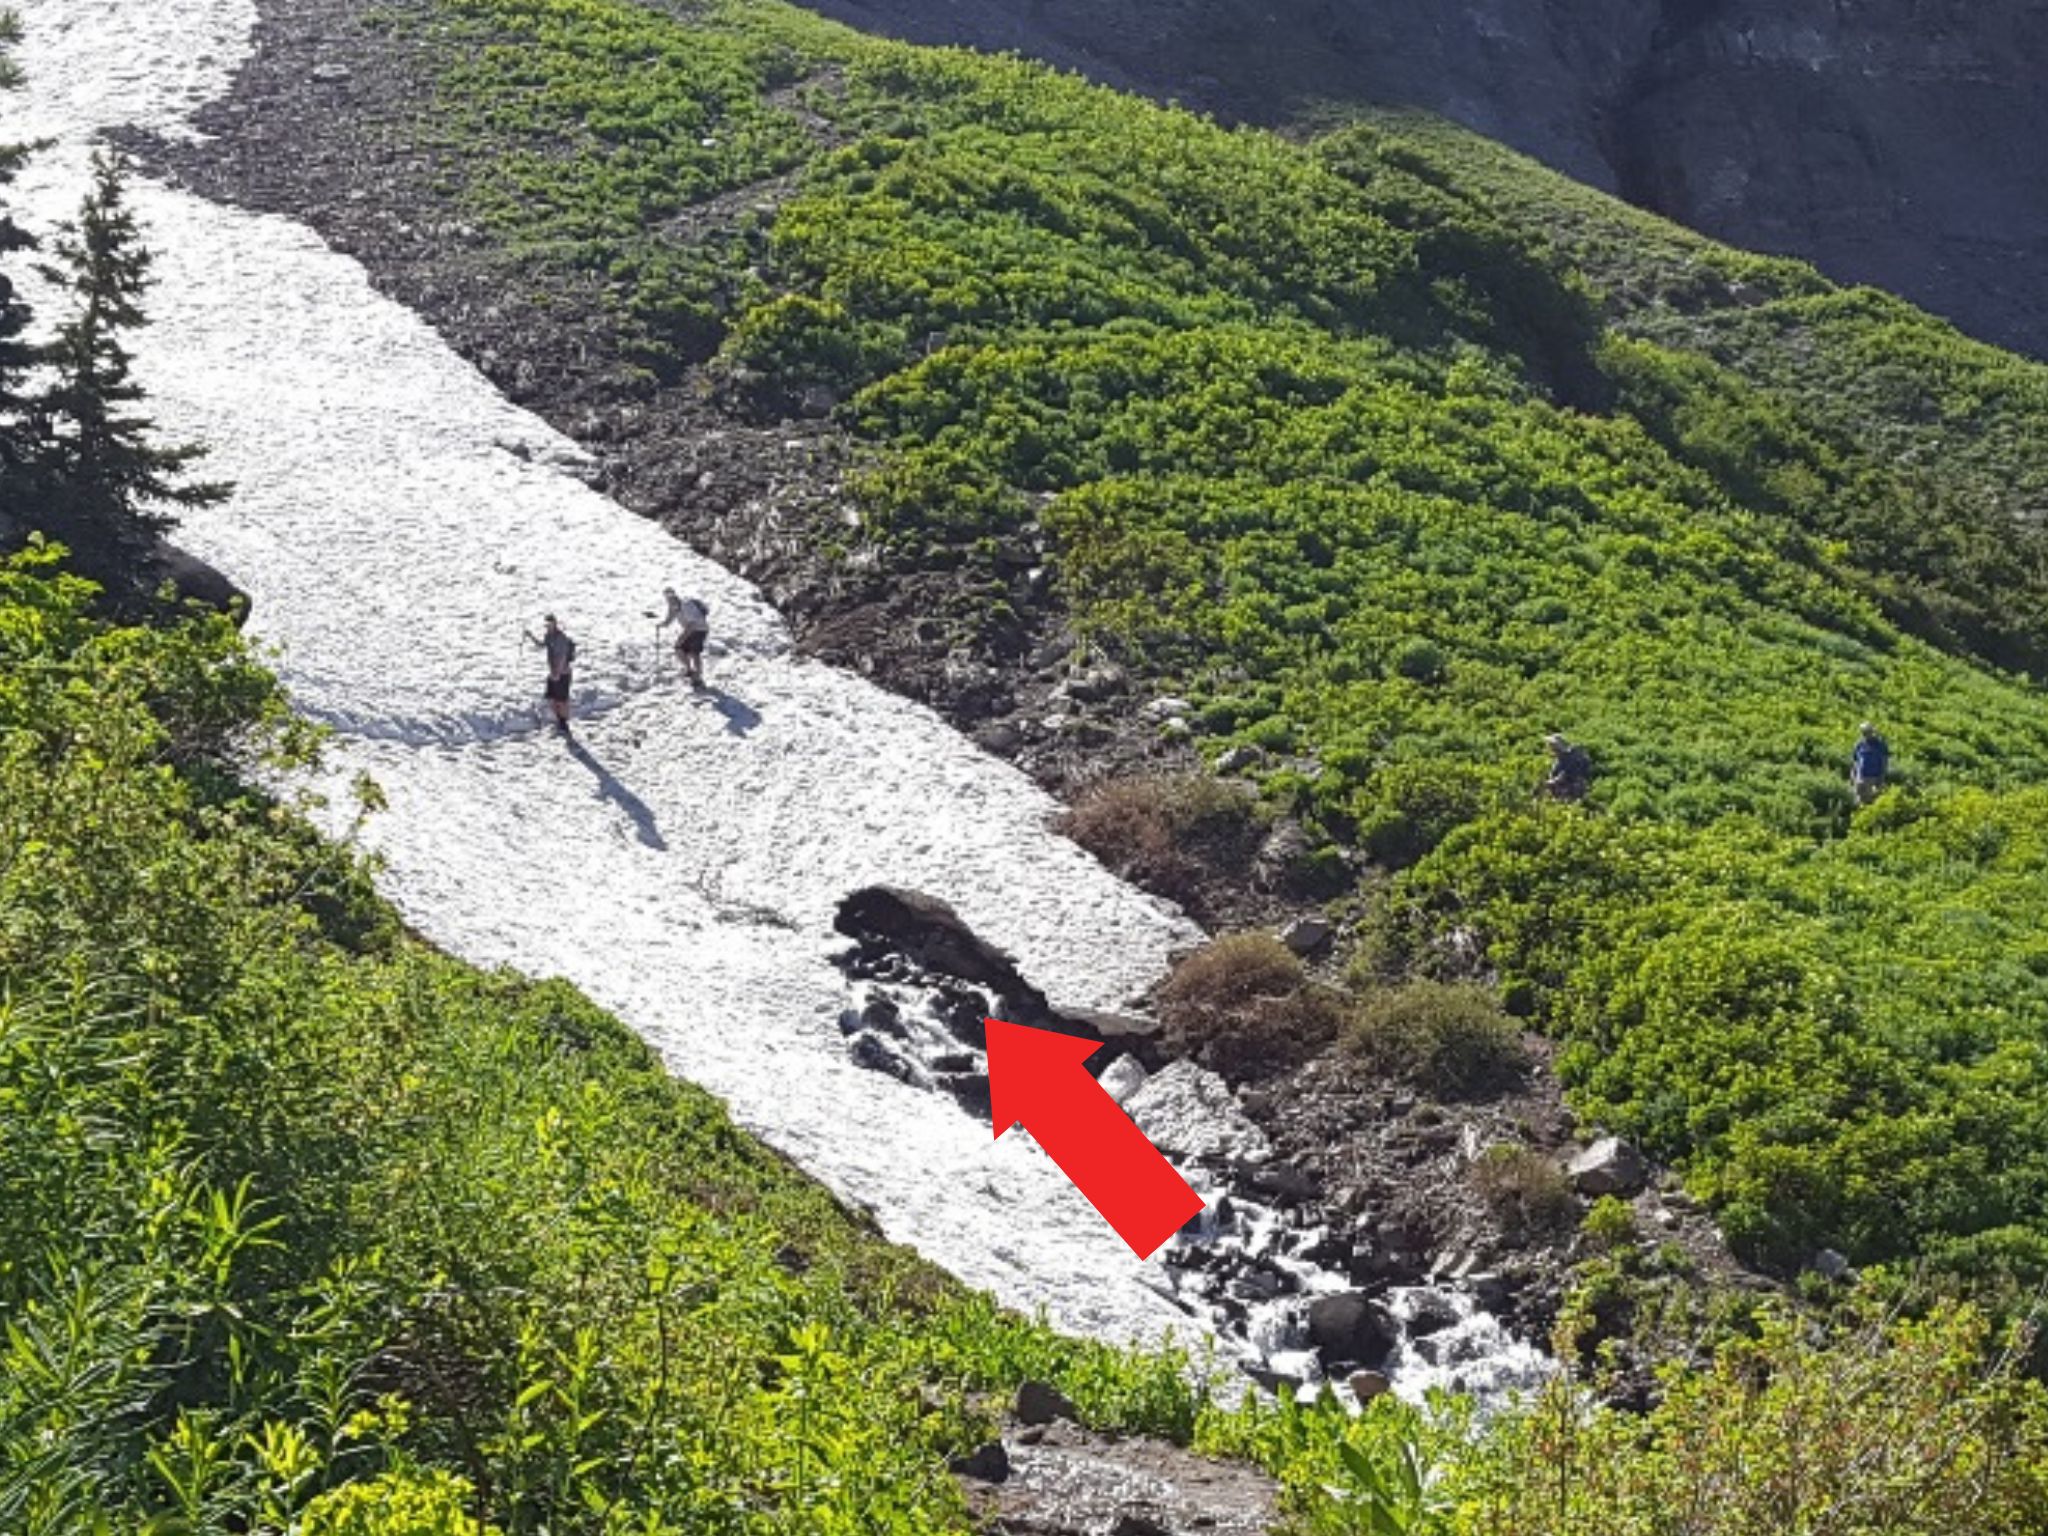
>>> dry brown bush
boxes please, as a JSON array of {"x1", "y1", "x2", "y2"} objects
[
  {"x1": 1470, "y1": 1143, "x2": 1577, "y2": 1239},
  {"x1": 1156, "y1": 932, "x2": 1341, "y2": 1083},
  {"x1": 1058, "y1": 774, "x2": 1259, "y2": 916}
]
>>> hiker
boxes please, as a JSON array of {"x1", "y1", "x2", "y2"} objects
[
  {"x1": 656, "y1": 586, "x2": 711, "y2": 687},
  {"x1": 1850, "y1": 721, "x2": 1889, "y2": 804},
  {"x1": 1541, "y1": 732, "x2": 1592, "y2": 803},
  {"x1": 523, "y1": 613, "x2": 577, "y2": 733}
]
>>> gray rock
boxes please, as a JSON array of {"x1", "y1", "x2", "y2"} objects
[
  {"x1": 1063, "y1": 665, "x2": 1128, "y2": 703},
  {"x1": 1305, "y1": 1292, "x2": 1397, "y2": 1369},
  {"x1": 1248, "y1": 1163, "x2": 1318, "y2": 1206},
  {"x1": 974, "y1": 722, "x2": 1023, "y2": 755},
  {"x1": 1811, "y1": 1248, "x2": 1855, "y2": 1282},
  {"x1": 1015, "y1": 1378, "x2": 1076, "y2": 1426},
  {"x1": 833, "y1": 887, "x2": 1047, "y2": 1013},
  {"x1": 1066, "y1": 1007, "x2": 1168, "y2": 1070},
  {"x1": 940, "y1": 1071, "x2": 991, "y2": 1119},
  {"x1": 1215, "y1": 745, "x2": 1262, "y2": 774},
  {"x1": 1125, "y1": 1061, "x2": 1272, "y2": 1164},
  {"x1": 948, "y1": 1440, "x2": 1010, "y2": 1483},
  {"x1": 1146, "y1": 695, "x2": 1194, "y2": 719},
  {"x1": 798, "y1": 383, "x2": 839, "y2": 418},
  {"x1": 1348, "y1": 1369, "x2": 1392, "y2": 1403},
  {"x1": 1567, "y1": 1136, "x2": 1648, "y2": 1196},
  {"x1": 309, "y1": 62, "x2": 352, "y2": 83},
  {"x1": 849, "y1": 1032, "x2": 917, "y2": 1083},
  {"x1": 1097, "y1": 1055, "x2": 1149, "y2": 1104},
  {"x1": 1280, "y1": 914, "x2": 1335, "y2": 955}
]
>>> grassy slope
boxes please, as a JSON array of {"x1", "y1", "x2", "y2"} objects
[
  {"x1": 403, "y1": 0, "x2": 2048, "y2": 1281},
  {"x1": 0, "y1": 547, "x2": 1200, "y2": 1532}
]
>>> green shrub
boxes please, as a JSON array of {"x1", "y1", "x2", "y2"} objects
[
  {"x1": 1580, "y1": 1194, "x2": 1639, "y2": 1252},
  {"x1": 1342, "y1": 979, "x2": 1527, "y2": 1097}
]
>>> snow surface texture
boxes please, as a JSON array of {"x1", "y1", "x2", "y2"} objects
[{"x1": 16, "y1": 0, "x2": 1214, "y2": 1351}]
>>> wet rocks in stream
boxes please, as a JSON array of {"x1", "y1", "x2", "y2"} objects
[{"x1": 830, "y1": 886, "x2": 1558, "y2": 1403}]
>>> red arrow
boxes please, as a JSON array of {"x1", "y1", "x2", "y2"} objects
[{"x1": 986, "y1": 1017, "x2": 1205, "y2": 1261}]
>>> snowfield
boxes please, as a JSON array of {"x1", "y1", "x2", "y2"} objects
[{"x1": 16, "y1": 0, "x2": 1215, "y2": 1351}]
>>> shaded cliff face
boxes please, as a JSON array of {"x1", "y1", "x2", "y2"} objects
[{"x1": 794, "y1": 0, "x2": 2048, "y2": 356}]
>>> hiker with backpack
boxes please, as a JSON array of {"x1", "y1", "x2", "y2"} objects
[
  {"x1": 524, "y1": 613, "x2": 578, "y2": 733},
  {"x1": 1850, "y1": 721, "x2": 1890, "y2": 804},
  {"x1": 656, "y1": 586, "x2": 711, "y2": 688},
  {"x1": 1541, "y1": 732, "x2": 1593, "y2": 803}
]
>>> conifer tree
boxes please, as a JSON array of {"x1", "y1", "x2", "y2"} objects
[
  {"x1": 37, "y1": 148, "x2": 225, "y2": 551},
  {"x1": 0, "y1": 10, "x2": 45, "y2": 516}
]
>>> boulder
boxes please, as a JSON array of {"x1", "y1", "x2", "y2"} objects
[
  {"x1": 1567, "y1": 1136, "x2": 1648, "y2": 1196},
  {"x1": 154, "y1": 542, "x2": 248, "y2": 624},
  {"x1": 1124, "y1": 1061, "x2": 1272, "y2": 1165},
  {"x1": 1305, "y1": 1292, "x2": 1397, "y2": 1369},
  {"x1": 859, "y1": 995, "x2": 907, "y2": 1038},
  {"x1": 1215, "y1": 745, "x2": 1262, "y2": 774},
  {"x1": 1063, "y1": 665, "x2": 1127, "y2": 703},
  {"x1": 1402, "y1": 1291, "x2": 1461, "y2": 1339},
  {"x1": 940, "y1": 1072, "x2": 992, "y2": 1120},
  {"x1": 1064, "y1": 1007, "x2": 1167, "y2": 1070},
  {"x1": 1280, "y1": 914, "x2": 1335, "y2": 955},
  {"x1": 834, "y1": 887, "x2": 1048, "y2": 1016},
  {"x1": 1248, "y1": 1162, "x2": 1318, "y2": 1206},
  {"x1": 1348, "y1": 1369, "x2": 1392, "y2": 1403},
  {"x1": 1015, "y1": 1379, "x2": 1076, "y2": 1426},
  {"x1": 948, "y1": 1441, "x2": 1010, "y2": 1484}
]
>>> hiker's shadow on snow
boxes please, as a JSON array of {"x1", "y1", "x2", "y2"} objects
[
  {"x1": 563, "y1": 736, "x2": 667, "y2": 851},
  {"x1": 705, "y1": 688, "x2": 761, "y2": 738}
]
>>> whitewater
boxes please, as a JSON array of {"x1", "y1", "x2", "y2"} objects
[{"x1": 14, "y1": 0, "x2": 1216, "y2": 1351}]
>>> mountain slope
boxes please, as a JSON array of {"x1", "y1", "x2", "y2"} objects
[
  {"x1": 249, "y1": 0, "x2": 2048, "y2": 1282},
  {"x1": 790, "y1": 0, "x2": 2048, "y2": 361}
]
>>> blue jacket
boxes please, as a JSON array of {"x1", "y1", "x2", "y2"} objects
[{"x1": 1852, "y1": 734, "x2": 1889, "y2": 781}]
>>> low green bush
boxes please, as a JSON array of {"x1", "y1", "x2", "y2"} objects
[{"x1": 1342, "y1": 979, "x2": 1528, "y2": 1097}]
